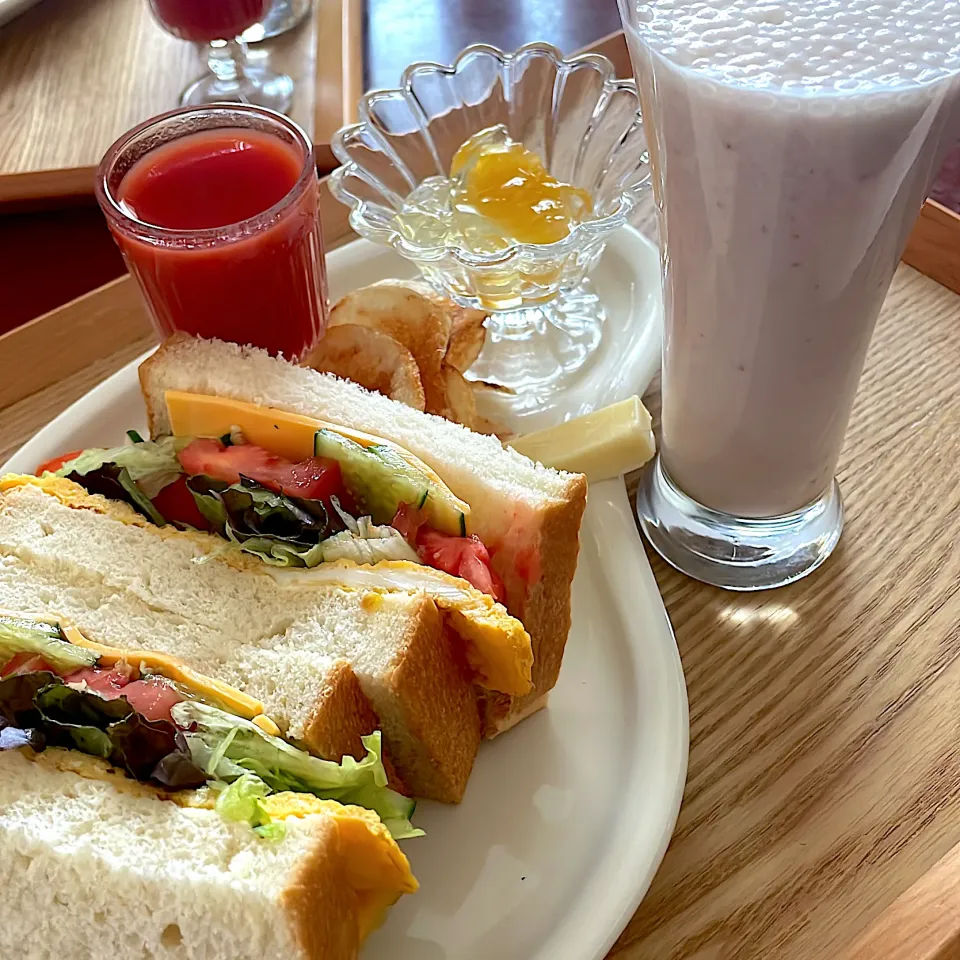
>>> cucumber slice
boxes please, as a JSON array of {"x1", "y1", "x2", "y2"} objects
[
  {"x1": 314, "y1": 429, "x2": 468, "y2": 535},
  {"x1": 0, "y1": 615, "x2": 98, "y2": 672}
]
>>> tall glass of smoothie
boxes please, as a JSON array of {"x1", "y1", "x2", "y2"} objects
[
  {"x1": 619, "y1": 0, "x2": 960, "y2": 590},
  {"x1": 96, "y1": 104, "x2": 328, "y2": 360}
]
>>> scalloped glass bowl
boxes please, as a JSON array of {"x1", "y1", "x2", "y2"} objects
[{"x1": 329, "y1": 42, "x2": 650, "y2": 402}]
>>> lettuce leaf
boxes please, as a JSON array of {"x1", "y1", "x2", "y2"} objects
[
  {"x1": 187, "y1": 476, "x2": 349, "y2": 567},
  {"x1": 172, "y1": 701, "x2": 422, "y2": 839},
  {"x1": 0, "y1": 671, "x2": 58, "y2": 727},
  {"x1": 215, "y1": 773, "x2": 286, "y2": 842},
  {"x1": 0, "y1": 674, "x2": 206, "y2": 788},
  {"x1": 150, "y1": 745, "x2": 213, "y2": 790},
  {"x1": 187, "y1": 477, "x2": 415, "y2": 567},
  {"x1": 54, "y1": 437, "x2": 188, "y2": 499},
  {"x1": 65, "y1": 463, "x2": 167, "y2": 526},
  {"x1": 316, "y1": 520, "x2": 418, "y2": 565}
]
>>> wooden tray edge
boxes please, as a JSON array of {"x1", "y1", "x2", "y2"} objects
[
  {"x1": 902, "y1": 199, "x2": 960, "y2": 296},
  {"x1": 313, "y1": 0, "x2": 363, "y2": 172},
  {"x1": 0, "y1": 175, "x2": 355, "y2": 408},
  {"x1": 0, "y1": 167, "x2": 96, "y2": 206}
]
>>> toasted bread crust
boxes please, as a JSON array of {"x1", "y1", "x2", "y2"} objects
[
  {"x1": 383, "y1": 595, "x2": 480, "y2": 803},
  {"x1": 281, "y1": 817, "x2": 363, "y2": 960},
  {"x1": 301, "y1": 659, "x2": 405, "y2": 794},
  {"x1": 482, "y1": 472, "x2": 587, "y2": 736}
]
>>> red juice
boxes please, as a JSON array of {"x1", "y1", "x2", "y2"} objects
[
  {"x1": 110, "y1": 127, "x2": 327, "y2": 359},
  {"x1": 148, "y1": 0, "x2": 267, "y2": 43}
]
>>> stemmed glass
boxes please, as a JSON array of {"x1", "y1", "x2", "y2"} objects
[
  {"x1": 148, "y1": 0, "x2": 294, "y2": 113},
  {"x1": 242, "y1": 0, "x2": 313, "y2": 42}
]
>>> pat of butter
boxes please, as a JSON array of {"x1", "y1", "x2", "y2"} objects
[{"x1": 510, "y1": 396, "x2": 656, "y2": 483}]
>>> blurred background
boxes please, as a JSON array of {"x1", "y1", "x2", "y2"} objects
[{"x1": 0, "y1": 0, "x2": 956, "y2": 337}]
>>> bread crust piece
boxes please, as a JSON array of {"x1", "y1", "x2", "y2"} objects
[
  {"x1": 484, "y1": 471, "x2": 588, "y2": 736},
  {"x1": 374, "y1": 595, "x2": 480, "y2": 803},
  {"x1": 301, "y1": 659, "x2": 406, "y2": 794},
  {"x1": 281, "y1": 816, "x2": 365, "y2": 960}
]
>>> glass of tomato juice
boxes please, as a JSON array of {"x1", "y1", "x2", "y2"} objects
[{"x1": 95, "y1": 104, "x2": 328, "y2": 360}]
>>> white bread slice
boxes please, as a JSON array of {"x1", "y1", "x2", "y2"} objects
[
  {"x1": 0, "y1": 749, "x2": 415, "y2": 960},
  {"x1": 139, "y1": 335, "x2": 588, "y2": 733},
  {"x1": 0, "y1": 478, "x2": 480, "y2": 803}
]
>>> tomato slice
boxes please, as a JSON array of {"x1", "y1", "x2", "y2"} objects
[
  {"x1": 0, "y1": 652, "x2": 56, "y2": 678},
  {"x1": 63, "y1": 663, "x2": 134, "y2": 699},
  {"x1": 417, "y1": 529, "x2": 506, "y2": 602},
  {"x1": 272, "y1": 457, "x2": 344, "y2": 501},
  {"x1": 60, "y1": 664, "x2": 182, "y2": 722},
  {"x1": 121, "y1": 678, "x2": 184, "y2": 723},
  {"x1": 36, "y1": 450, "x2": 85, "y2": 476},
  {"x1": 178, "y1": 439, "x2": 343, "y2": 502},
  {"x1": 151, "y1": 476, "x2": 211, "y2": 531},
  {"x1": 391, "y1": 502, "x2": 427, "y2": 544}
]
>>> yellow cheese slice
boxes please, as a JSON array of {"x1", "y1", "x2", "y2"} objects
[
  {"x1": 60, "y1": 624, "x2": 266, "y2": 721},
  {"x1": 509, "y1": 396, "x2": 657, "y2": 483},
  {"x1": 165, "y1": 390, "x2": 451, "y2": 487}
]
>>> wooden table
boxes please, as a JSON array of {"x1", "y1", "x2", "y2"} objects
[
  {"x1": 2, "y1": 182, "x2": 960, "y2": 957},
  {"x1": 0, "y1": 0, "x2": 360, "y2": 204}
]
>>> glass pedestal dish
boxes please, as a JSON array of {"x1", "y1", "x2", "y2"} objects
[{"x1": 329, "y1": 43, "x2": 651, "y2": 415}]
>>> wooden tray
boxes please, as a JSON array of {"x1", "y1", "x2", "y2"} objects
[
  {"x1": 0, "y1": 173, "x2": 353, "y2": 419},
  {"x1": 1, "y1": 35, "x2": 960, "y2": 960},
  {"x1": 0, "y1": 0, "x2": 361, "y2": 204}
]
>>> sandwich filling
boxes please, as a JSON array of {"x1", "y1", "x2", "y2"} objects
[
  {"x1": 0, "y1": 613, "x2": 421, "y2": 841},
  {"x1": 36, "y1": 392, "x2": 536, "y2": 604}
]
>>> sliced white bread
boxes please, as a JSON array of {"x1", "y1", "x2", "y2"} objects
[
  {"x1": 0, "y1": 477, "x2": 480, "y2": 803},
  {"x1": 0, "y1": 748, "x2": 416, "y2": 960},
  {"x1": 139, "y1": 335, "x2": 588, "y2": 733}
]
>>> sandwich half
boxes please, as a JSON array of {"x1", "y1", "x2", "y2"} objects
[
  {"x1": 0, "y1": 749, "x2": 416, "y2": 960},
  {"x1": 0, "y1": 603, "x2": 418, "y2": 959},
  {"x1": 0, "y1": 475, "x2": 532, "y2": 802},
  {"x1": 131, "y1": 335, "x2": 586, "y2": 733}
]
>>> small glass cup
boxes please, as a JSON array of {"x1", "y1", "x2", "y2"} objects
[
  {"x1": 148, "y1": 0, "x2": 294, "y2": 112},
  {"x1": 96, "y1": 104, "x2": 328, "y2": 360},
  {"x1": 619, "y1": 0, "x2": 960, "y2": 590},
  {"x1": 329, "y1": 43, "x2": 650, "y2": 411}
]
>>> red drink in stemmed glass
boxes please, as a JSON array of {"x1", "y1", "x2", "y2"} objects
[
  {"x1": 149, "y1": 0, "x2": 268, "y2": 42},
  {"x1": 146, "y1": 0, "x2": 292, "y2": 111}
]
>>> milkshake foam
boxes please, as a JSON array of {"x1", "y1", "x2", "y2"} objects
[{"x1": 632, "y1": 0, "x2": 960, "y2": 92}]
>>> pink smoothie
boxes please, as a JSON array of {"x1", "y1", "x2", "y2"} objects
[{"x1": 625, "y1": 0, "x2": 960, "y2": 517}]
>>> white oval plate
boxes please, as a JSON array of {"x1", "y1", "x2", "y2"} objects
[{"x1": 2, "y1": 238, "x2": 686, "y2": 960}]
